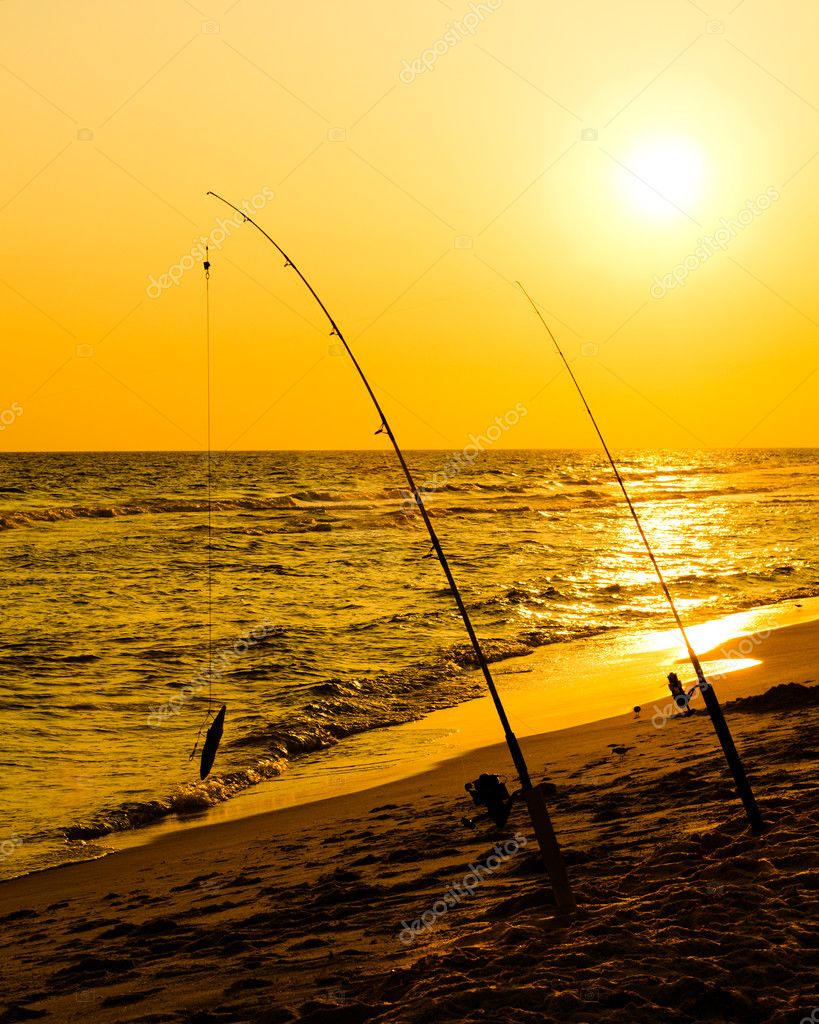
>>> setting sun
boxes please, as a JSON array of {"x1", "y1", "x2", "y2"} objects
[{"x1": 621, "y1": 137, "x2": 706, "y2": 218}]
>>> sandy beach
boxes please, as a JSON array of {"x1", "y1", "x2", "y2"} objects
[
  {"x1": 4, "y1": 1, "x2": 818, "y2": 1019},
  {"x1": 1, "y1": 615, "x2": 817, "y2": 1023}
]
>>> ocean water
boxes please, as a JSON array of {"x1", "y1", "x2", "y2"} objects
[{"x1": 0, "y1": 448, "x2": 817, "y2": 878}]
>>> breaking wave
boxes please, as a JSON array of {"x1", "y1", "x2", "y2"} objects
[{"x1": 63, "y1": 760, "x2": 285, "y2": 840}]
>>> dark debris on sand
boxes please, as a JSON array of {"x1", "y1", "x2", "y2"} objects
[{"x1": 725, "y1": 680, "x2": 819, "y2": 714}]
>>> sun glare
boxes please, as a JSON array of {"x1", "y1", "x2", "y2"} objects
[{"x1": 622, "y1": 137, "x2": 706, "y2": 218}]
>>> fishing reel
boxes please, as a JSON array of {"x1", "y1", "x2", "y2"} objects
[{"x1": 461, "y1": 773, "x2": 521, "y2": 830}]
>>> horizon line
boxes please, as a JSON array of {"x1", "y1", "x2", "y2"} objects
[{"x1": 1, "y1": 445, "x2": 817, "y2": 455}]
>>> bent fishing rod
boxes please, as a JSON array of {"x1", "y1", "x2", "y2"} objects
[
  {"x1": 207, "y1": 192, "x2": 575, "y2": 906},
  {"x1": 518, "y1": 282, "x2": 763, "y2": 833}
]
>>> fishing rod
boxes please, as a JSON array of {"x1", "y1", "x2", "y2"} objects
[
  {"x1": 518, "y1": 282, "x2": 763, "y2": 834},
  {"x1": 207, "y1": 191, "x2": 574, "y2": 908}
]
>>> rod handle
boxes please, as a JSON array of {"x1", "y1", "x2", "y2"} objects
[{"x1": 524, "y1": 785, "x2": 576, "y2": 911}]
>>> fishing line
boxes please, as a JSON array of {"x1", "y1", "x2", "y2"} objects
[
  {"x1": 205, "y1": 246, "x2": 213, "y2": 714},
  {"x1": 518, "y1": 280, "x2": 763, "y2": 832},
  {"x1": 190, "y1": 247, "x2": 216, "y2": 764}
]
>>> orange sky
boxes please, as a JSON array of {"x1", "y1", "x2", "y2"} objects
[{"x1": 1, "y1": 0, "x2": 817, "y2": 452}]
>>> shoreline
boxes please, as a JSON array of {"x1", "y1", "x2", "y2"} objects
[
  {"x1": 103, "y1": 594, "x2": 819, "y2": 853},
  {"x1": 4, "y1": 594, "x2": 818, "y2": 889}
]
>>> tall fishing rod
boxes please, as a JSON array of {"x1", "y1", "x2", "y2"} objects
[
  {"x1": 518, "y1": 282, "x2": 763, "y2": 833},
  {"x1": 207, "y1": 193, "x2": 575, "y2": 907}
]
